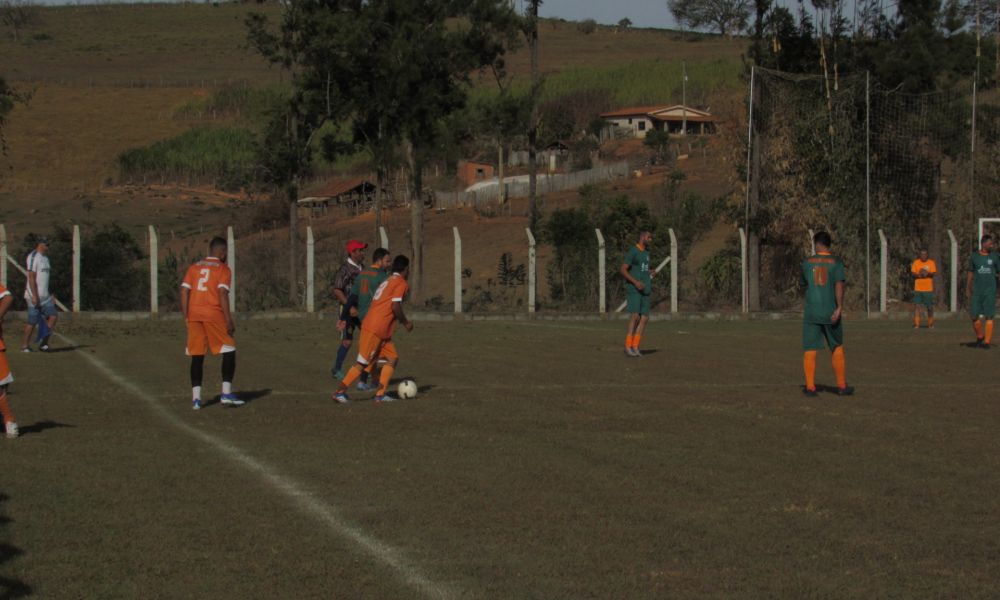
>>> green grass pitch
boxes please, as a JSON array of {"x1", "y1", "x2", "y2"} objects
[{"x1": 3, "y1": 318, "x2": 999, "y2": 599}]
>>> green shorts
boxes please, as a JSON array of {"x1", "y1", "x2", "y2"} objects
[
  {"x1": 626, "y1": 291, "x2": 650, "y2": 316},
  {"x1": 913, "y1": 291, "x2": 934, "y2": 308},
  {"x1": 803, "y1": 321, "x2": 844, "y2": 351},
  {"x1": 971, "y1": 294, "x2": 996, "y2": 319}
]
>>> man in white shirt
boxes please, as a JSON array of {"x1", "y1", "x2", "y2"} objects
[{"x1": 22, "y1": 235, "x2": 58, "y2": 353}]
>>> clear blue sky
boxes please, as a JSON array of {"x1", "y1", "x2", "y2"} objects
[{"x1": 532, "y1": 0, "x2": 676, "y2": 30}]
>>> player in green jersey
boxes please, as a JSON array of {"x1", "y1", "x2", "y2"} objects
[
  {"x1": 966, "y1": 235, "x2": 1000, "y2": 349},
  {"x1": 338, "y1": 248, "x2": 391, "y2": 389},
  {"x1": 799, "y1": 232, "x2": 853, "y2": 397},
  {"x1": 621, "y1": 230, "x2": 657, "y2": 357}
]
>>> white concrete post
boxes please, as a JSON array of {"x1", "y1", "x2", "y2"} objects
[
  {"x1": 739, "y1": 227, "x2": 747, "y2": 314},
  {"x1": 526, "y1": 228, "x2": 536, "y2": 313},
  {"x1": 227, "y1": 226, "x2": 236, "y2": 313},
  {"x1": 72, "y1": 225, "x2": 81, "y2": 313},
  {"x1": 0, "y1": 224, "x2": 6, "y2": 289},
  {"x1": 596, "y1": 229, "x2": 606, "y2": 313},
  {"x1": 808, "y1": 229, "x2": 815, "y2": 255},
  {"x1": 948, "y1": 229, "x2": 958, "y2": 313},
  {"x1": 454, "y1": 227, "x2": 462, "y2": 314},
  {"x1": 149, "y1": 225, "x2": 158, "y2": 314},
  {"x1": 879, "y1": 229, "x2": 887, "y2": 313},
  {"x1": 669, "y1": 228, "x2": 678, "y2": 313},
  {"x1": 306, "y1": 226, "x2": 315, "y2": 313},
  {"x1": 379, "y1": 226, "x2": 389, "y2": 250}
]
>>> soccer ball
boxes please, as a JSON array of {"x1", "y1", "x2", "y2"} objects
[{"x1": 397, "y1": 380, "x2": 418, "y2": 399}]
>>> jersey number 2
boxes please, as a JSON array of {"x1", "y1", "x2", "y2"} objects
[
  {"x1": 196, "y1": 269, "x2": 211, "y2": 291},
  {"x1": 812, "y1": 266, "x2": 828, "y2": 286}
]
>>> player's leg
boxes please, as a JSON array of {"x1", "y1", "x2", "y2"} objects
[
  {"x1": 22, "y1": 304, "x2": 37, "y2": 351},
  {"x1": 926, "y1": 303, "x2": 934, "y2": 328},
  {"x1": 971, "y1": 296, "x2": 985, "y2": 345},
  {"x1": 203, "y1": 322, "x2": 242, "y2": 405},
  {"x1": 0, "y1": 351, "x2": 17, "y2": 438},
  {"x1": 625, "y1": 310, "x2": 639, "y2": 356},
  {"x1": 373, "y1": 341, "x2": 400, "y2": 402},
  {"x1": 333, "y1": 305, "x2": 354, "y2": 378},
  {"x1": 802, "y1": 322, "x2": 823, "y2": 396},
  {"x1": 335, "y1": 330, "x2": 376, "y2": 401},
  {"x1": 826, "y1": 323, "x2": 852, "y2": 395},
  {"x1": 913, "y1": 296, "x2": 921, "y2": 328},
  {"x1": 186, "y1": 321, "x2": 209, "y2": 410},
  {"x1": 632, "y1": 296, "x2": 651, "y2": 355},
  {"x1": 39, "y1": 303, "x2": 57, "y2": 351}
]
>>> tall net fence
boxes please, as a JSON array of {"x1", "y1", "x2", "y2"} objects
[{"x1": 746, "y1": 67, "x2": 1000, "y2": 313}]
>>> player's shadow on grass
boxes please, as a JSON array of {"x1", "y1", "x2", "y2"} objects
[
  {"x1": 17, "y1": 420, "x2": 75, "y2": 436},
  {"x1": 203, "y1": 389, "x2": 271, "y2": 408},
  {"x1": 960, "y1": 341, "x2": 986, "y2": 349},
  {"x1": 638, "y1": 349, "x2": 659, "y2": 355},
  {"x1": 812, "y1": 384, "x2": 847, "y2": 395},
  {"x1": 0, "y1": 493, "x2": 33, "y2": 599},
  {"x1": 44, "y1": 345, "x2": 91, "y2": 353}
]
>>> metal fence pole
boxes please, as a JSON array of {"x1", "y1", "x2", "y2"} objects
[
  {"x1": 227, "y1": 226, "x2": 236, "y2": 313},
  {"x1": 149, "y1": 225, "x2": 158, "y2": 314},
  {"x1": 596, "y1": 228, "x2": 606, "y2": 313},
  {"x1": 380, "y1": 226, "x2": 389, "y2": 250},
  {"x1": 0, "y1": 224, "x2": 6, "y2": 289},
  {"x1": 879, "y1": 229, "x2": 887, "y2": 313},
  {"x1": 527, "y1": 228, "x2": 536, "y2": 313},
  {"x1": 306, "y1": 226, "x2": 315, "y2": 314},
  {"x1": 669, "y1": 228, "x2": 678, "y2": 313},
  {"x1": 454, "y1": 227, "x2": 462, "y2": 314},
  {"x1": 948, "y1": 229, "x2": 958, "y2": 313},
  {"x1": 739, "y1": 227, "x2": 747, "y2": 314},
  {"x1": 72, "y1": 225, "x2": 80, "y2": 313}
]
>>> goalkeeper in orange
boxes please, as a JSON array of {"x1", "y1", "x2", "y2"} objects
[
  {"x1": 910, "y1": 249, "x2": 936, "y2": 328},
  {"x1": 333, "y1": 255, "x2": 414, "y2": 403}
]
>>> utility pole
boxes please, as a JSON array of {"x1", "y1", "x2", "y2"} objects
[
  {"x1": 527, "y1": 0, "x2": 540, "y2": 230},
  {"x1": 682, "y1": 60, "x2": 687, "y2": 136}
]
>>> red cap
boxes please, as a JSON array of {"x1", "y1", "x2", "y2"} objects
[{"x1": 346, "y1": 240, "x2": 368, "y2": 253}]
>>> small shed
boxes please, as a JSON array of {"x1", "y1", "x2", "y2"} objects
[
  {"x1": 298, "y1": 179, "x2": 386, "y2": 217},
  {"x1": 456, "y1": 161, "x2": 494, "y2": 188}
]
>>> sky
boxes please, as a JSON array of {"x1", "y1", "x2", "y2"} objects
[{"x1": 524, "y1": 0, "x2": 677, "y2": 30}]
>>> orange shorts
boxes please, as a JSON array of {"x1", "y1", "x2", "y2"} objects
[
  {"x1": 0, "y1": 350, "x2": 11, "y2": 386},
  {"x1": 355, "y1": 329, "x2": 397, "y2": 365},
  {"x1": 186, "y1": 321, "x2": 235, "y2": 356}
]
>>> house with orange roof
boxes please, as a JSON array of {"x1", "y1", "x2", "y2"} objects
[{"x1": 600, "y1": 105, "x2": 715, "y2": 138}]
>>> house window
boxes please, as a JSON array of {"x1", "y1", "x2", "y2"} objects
[
  {"x1": 475, "y1": 168, "x2": 485, "y2": 179},
  {"x1": 628, "y1": 118, "x2": 633, "y2": 125},
  {"x1": 638, "y1": 121, "x2": 646, "y2": 131}
]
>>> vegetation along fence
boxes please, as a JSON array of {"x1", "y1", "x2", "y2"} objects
[{"x1": 436, "y1": 162, "x2": 629, "y2": 209}]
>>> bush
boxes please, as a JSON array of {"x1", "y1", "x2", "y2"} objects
[{"x1": 577, "y1": 19, "x2": 597, "y2": 34}]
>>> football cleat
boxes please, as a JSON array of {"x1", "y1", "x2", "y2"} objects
[
  {"x1": 192, "y1": 399, "x2": 202, "y2": 411},
  {"x1": 221, "y1": 393, "x2": 244, "y2": 406},
  {"x1": 837, "y1": 386, "x2": 855, "y2": 396},
  {"x1": 20, "y1": 347, "x2": 31, "y2": 353},
  {"x1": 985, "y1": 343, "x2": 992, "y2": 350},
  {"x1": 5, "y1": 422, "x2": 18, "y2": 439},
  {"x1": 374, "y1": 395, "x2": 397, "y2": 403},
  {"x1": 332, "y1": 392, "x2": 351, "y2": 403},
  {"x1": 976, "y1": 338, "x2": 985, "y2": 348},
  {"x1": 632, "y1": 347, "x2": 643, "y2": 357},
  {"x1": 39, "y1": 344, "x2": 51, "y2": 352},
  {"x1": 803, "y1": 388, "x2": 819, "y2": 398},
  {"x1": 357, "y1": 380, "x2": 372, "y2": 391},
  {"x1": 623, "y1": 347, "x2": 633, "y2": 357}
]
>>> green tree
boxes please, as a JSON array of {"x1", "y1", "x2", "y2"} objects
[{"x1": 0, "y1": 74, "x2": 31, "y2": 171}]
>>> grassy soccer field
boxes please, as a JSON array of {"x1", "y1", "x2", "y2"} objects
[{"x1": 3, "y1": 318, "x2": 999, "y2": 599}]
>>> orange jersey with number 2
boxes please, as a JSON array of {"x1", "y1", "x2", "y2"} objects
[{"x1": 182, "y1": 257, "x2": 232, "y2": 323}]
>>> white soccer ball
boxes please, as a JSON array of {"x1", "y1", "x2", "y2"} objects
[{"x1": 397, "y1": 380, "x2": 418, "y2": 399}]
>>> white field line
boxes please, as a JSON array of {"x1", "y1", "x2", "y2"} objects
[{"x1": 57, "y1": 333, "x2": 456, "y2": 600}]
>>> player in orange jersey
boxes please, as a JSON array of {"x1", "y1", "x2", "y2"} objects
[
  {"x1": 333, "y1": 255, "x2": 414, "y2": 403},
  {"x1": 0, "y1": 283, "x2": 18, "y2": 438},
  {"x1": 181, "y1": 237, "x2": 242, "y2": 410},
  {"x1": 910, "y1": 249, "x2": 937, "y2": 329}
]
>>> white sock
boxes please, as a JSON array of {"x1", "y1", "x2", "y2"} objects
[
  {"x1": 222, "y1": 382, "x2": 232, "y2": 395},
  {"x1": 192, "y1": 386, "x2": 201, "y2": 401}
]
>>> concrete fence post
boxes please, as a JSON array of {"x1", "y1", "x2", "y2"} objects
[
  {"x1": 380, "y1": 226, "x2": 389, "y2": 250},
  {"x1": 454, "y1": 227, "x2": 462, "y2": 314},
  {"x1": 526, "y1": 228, "x2": 536, "y2": 313},
  {"x1": 0, "y1": 224, "x2": 6, "y2": 289},
  {"x1": 879, "y1": 229, "x2": 887, "y2": 313},
  {"x1": 808, "y1": 228, "x2": 815, "y2": 255},
  {"x1": 948, "y1": 229, "x2": 958, "y2": 313},
  {"x1": 227, "y1": 226, "x2": 236, "y2": 313},
  {"x1": 739, "y1": 227, "x2": 747, "y2": 314},
  {"x1": 73, "y1": 225, "x2": 81, "y2": 313},
  {"x1": 669, "y1": 228, "x2": 678, "y2": 313},
  {"x1": 149, "y1": 226, "x2": 158, "y2": 314},
  {"x1": 306, "y1": 226, "x2": 315, "y2": 314},
  {"x1": 596, "y1": 229, "x2": 606, "y2": 313}
]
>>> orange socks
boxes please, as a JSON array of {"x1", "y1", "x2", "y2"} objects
[
  {"x1": 633, "y1": 335, "x2": 642, "y2": 348},
  {"x1": 974, "y1": 319, "x2": 984, "y2": 339},
  {"x1": 0, "y1": 390, "x2": 13, "y2": 424},
  {"x1": 803, "y1": 351, "x2": 817, "y2": 390},
  {"x1": 336, "y1": 365, "x2": 363, "y2": 394},
  {"x1": 914, "y1": 316, "x2": 920, "y2": 327},
  {"x1": 377, "y1": 365, "x2": 395, "y2": 397},
  {"x1": 626, "y1": 335, "x2": 633, "y2": 348},
  {"x1": 832, "y1": 346, "x2": 846, "y2": 388},
  {"x1": 928, "y1": 317, "x2": 934, "y2": 327},
  {"x1": 987, "y1": 321, "x2": 995, "y2": 344}
]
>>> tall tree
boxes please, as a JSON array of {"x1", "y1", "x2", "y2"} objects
[
  {"x1": 667, "y1": 0, "x2": 752, "y2": 38},
  {"x1": 0, "y1": 0, "x2": 41, "y2": 44},
  {"x1": 0, "y1": 75, "x2": 31, "y2": 173}
]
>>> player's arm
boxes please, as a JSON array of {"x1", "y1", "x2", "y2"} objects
[
  {"x1": 620, "y1": 263, "x2": 643, "y2": 292},
  {"x1": 219, "y1": 287, "x2": 235, "y2": 336},
  {"x1": 831, "y1": 281, "x2": 844, "y2": 323},
  {"x1": 0, "y1": 292, "x2": 12, "y2": 320},
  {"x1": 910, "y1": 266, "x2": 921, "y2": 280},
  {"x1": 967, "y1": 269, "x2": 975, "y2": 298},
  {"x1": 27, "y1": 264, "x2": 39, "y2": 306},
  {"x1": 391, "y1": 300, "x2": 413, "y2": 332},
  {"x1": 180, "y1": 286, "x2": 191, "y2": 320}
]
